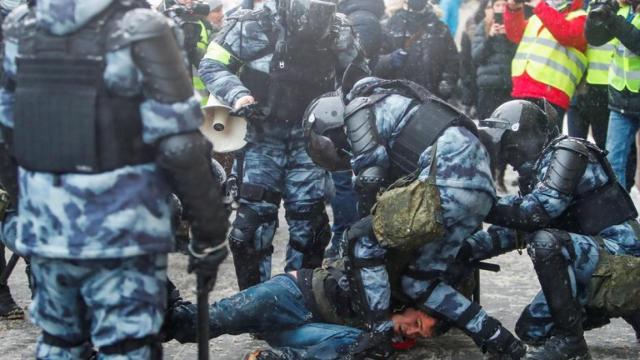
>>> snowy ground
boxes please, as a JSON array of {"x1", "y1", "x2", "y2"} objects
[
  {"x1": 1, "y1": 168, "x2": 639, "y2": 359},
  {"x1": 1, "y1": 1, "x2": 639, "y2": 359}
]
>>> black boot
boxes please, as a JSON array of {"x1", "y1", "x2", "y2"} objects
[
  {"x1": 0, "y1": 244, "x2": 24, "y2": 320},
  {"x1": 623, "y1": 311, "x2": 640, "y2": 343},
  {"x1": 471, "y1": 317, "x2": 526, "y2": 359},
  {"x1": 526, "y1": 231, "x2": 590, "y2": 360},
  {"x1": 0, "y1": 284, "x2": 23, "y2": 319}
]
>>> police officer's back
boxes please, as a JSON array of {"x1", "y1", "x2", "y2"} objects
[{"x1": 0, "y1": 0, "x2": 228, "y2": 357}]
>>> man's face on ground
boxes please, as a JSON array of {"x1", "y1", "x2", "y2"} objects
[{"x1": 391, "y1": 308, "x2": 437, "y2": 339}]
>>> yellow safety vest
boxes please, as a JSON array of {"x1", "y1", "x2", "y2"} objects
[
  {"x1": 194, "y1": 20, "x2": 210, "y2": 104},
  {"x1": 586, "y1": 5, "x2": 615, "y2": 85},
  {"x1": 512, "y1": 9, "x2": 587, "y2": 98},
  {"x1": 609, "y1": 5, "x2": 640, "y2": 92}
]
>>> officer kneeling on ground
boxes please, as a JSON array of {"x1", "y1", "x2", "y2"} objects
[
  {"x1": 299, "y1": 75, "x2": 525, "y2": 358},
  {"x1": 474, "y1": 100, "x2": 640, "y2": 359}
]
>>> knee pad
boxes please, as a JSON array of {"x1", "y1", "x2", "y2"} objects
[
  {"x1": 527, "y1": 229, "x2": 570, "y2": 264},
  {"x1": 286, "y1": 203, "x2": 331, "y2": 267},
  {"x1": 228, "y1": 205, "x2": 277, "y2": 258}
]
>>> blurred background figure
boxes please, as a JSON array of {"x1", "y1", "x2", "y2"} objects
[
  {"x1": 440, "y1": 0, "x2": 463, "y2": 35},
  {"x1": 205, "y1": 0, "x2": 224, "y2": 31},
  {"x1": 472, "y1": 0, "x2": 516, "y2": 192},
  {"x1": 376, "y1": 0, "x2": 459, "y2": 100},
  {"x1": 472, "y1": 0, "x2": 515, "y2": 120},
  {"x1": 586, "y1": 0, "x2": 640, "y2": 190},
  {"x1": 566, "y1": 0, "x2": 614, "y2": 150},
  {"x1": 505, "y1": 0, "x2": 588, "y2": 131}
]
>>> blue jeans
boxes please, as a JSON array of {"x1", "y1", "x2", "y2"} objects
[
  {"x1": 328, "y1": 171, "x2": 359, "y2": 255},
  {"x1": 606, "y1": 110, "x2": 640, "y2": 189},
  {"x1": 179, "y1": 275, "x2": 362, "y2": 359}
]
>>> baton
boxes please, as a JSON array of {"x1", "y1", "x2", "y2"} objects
[
  {"x1": 196, "y1": 273, "x2": 216, "y2": 360},
  {"x1": 0, "y1": 253, "x2": 19, "y2": 286}
]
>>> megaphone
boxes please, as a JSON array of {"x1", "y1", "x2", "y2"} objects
[{"x1": 200, "y1": 94, "x2": 248, "y2": 153}]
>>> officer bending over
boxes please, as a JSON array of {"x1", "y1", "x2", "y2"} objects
[
  {"x1": 302, "y1": 77, "x2": 525, "y2": 358},
  {"x1": 475, "y1": 100, "x2": 640, "y2": 359}
]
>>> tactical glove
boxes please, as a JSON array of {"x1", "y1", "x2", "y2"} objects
[
  {"x1": 389, "y1": 49, "x2": 408, "y2": 70},
  {"x1": 187, "y1": 242, "x2": 229, "y2": 277},
  {"x1": 438, "y1": 80, "x2": 454, "y2": 100},
  {"x1": 588, "y1": 1, "x2": 615, "y2": 26}
]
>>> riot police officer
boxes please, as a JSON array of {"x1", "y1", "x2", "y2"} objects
[
  {"x1": 303, "y1": 77, "x2": 525, "y2": 358},
  {"x1": 0, "y1": 0, "x2": 25, "y2": 321},
  {"x1": 478, "y1": 100, "x2": 640, "y2": 359},
  {"x1": 199, "y1": 0, "x2": 366, "y2": 290},
  {"x1": 375, "y1": 0, "x2": 459, "y2": 100},
  {"x1": 0, "y1": 0, "x2": 228, "y2": 358}
]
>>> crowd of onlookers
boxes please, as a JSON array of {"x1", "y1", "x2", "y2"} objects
[{"x1": 154, "y1": 0, "x2": 640, "y2": 196}]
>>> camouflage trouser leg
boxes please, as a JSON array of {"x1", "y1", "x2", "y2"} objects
[
  {"x1": 29, "y1": 254, "x2": 167, "y2": 360},
  {"x1": 403, "y1": 187, "x2": 496, "y2": 336},
  {"x1": 231, "y1": 128, "x2": 330, "y2": 289},
  {"x1": 516, "y1": 233, "x2": 600, "y2": 343}
]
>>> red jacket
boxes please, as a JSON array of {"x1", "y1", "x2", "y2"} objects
[{"x1": 505, "y1": 0, "x2": 587, "y2": 110}]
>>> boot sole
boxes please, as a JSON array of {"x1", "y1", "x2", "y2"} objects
[{"x1": 0, "y1": 307, "x2": 25, "y2": 320}]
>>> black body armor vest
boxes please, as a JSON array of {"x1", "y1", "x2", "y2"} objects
[
  {"x1": 539, "y1": 137, "x2": 638, "y2": 235},
  {"x1": 237, "y1": 13, "x2": 337, "y2": 122},
  {"x1": 12, "y1": 3, "x2": 153, "y2": 174},
  {"x1": 349, "y1": 79, "x2": 478, "y2": 180}
]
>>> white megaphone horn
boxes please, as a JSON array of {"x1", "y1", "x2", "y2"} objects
[{"x1": 200, "y1": 94, "x2": 248, "y2": 153}]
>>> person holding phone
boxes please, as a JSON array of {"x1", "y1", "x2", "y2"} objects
[
  {"x1": 472, "y1": 0, "x2": 517, "y2": 120},
  {"x1": 504, "y1": 0, "x2": 588, "y2": 130}
]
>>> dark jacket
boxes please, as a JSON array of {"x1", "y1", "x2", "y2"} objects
[
  {"x1": 586, "y1": 8, "x2": 640, "y2": 114},
  {"x1": 338, "y1": 0, "x2": 385, "y2": 59},
  {"x1": 375, "y1": 8, "x2": 459, "y2": 99},
  {"x1": 459, "y1": 18, "x2": 478, "y2": 107},
  {"x1": 471, "y1": 24, "x2": 516, "y2": 90}
]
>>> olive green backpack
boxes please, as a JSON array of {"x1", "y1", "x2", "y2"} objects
[{"x1": 372, "y1": 144, "x2": 444, "y2": 250}]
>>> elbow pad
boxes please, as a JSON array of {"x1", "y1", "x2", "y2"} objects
[
  {"x1": 113, "y1": 9, "x2": 193, "y2": 103},
  {"x1": 543, "y1": 139, "x2": 589, "y2": 196}
]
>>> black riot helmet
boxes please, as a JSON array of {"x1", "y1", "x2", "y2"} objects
[
  {"x1": 277, "y1": 0, "x2": 337, "y2": 42},
  {"x1": 302, "y1": 92, "x2": 351, "y2": 171},
  {"x1": 479, "y1": 100, "x2": 559, "y2": 171}
]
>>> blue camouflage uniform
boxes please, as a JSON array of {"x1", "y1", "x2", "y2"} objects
[
  {"x1": 0, "y1": 0, "x2": 205, "y2": 358},
  {"x1": 465, "y1": 137, "x2": 640, "y2": 343},
  {"x1": 198, "y1": 0, "x2": 365, "y2": 289},
  {"x1": 344, "y1": 78, "x2": 504, "y2": 343}
]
